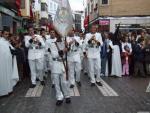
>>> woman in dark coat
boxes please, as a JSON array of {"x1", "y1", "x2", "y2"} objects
[{"x1": 143, "y1": 36, "x2": 150, "y2": 75}]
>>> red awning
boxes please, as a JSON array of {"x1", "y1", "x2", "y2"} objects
[
  {"x1": 47, "y1": 23, "x2": 54, "y2": 32},
  {"x1": 84, "y1": 15, "x2": 89, "y2": 28},
  {"x1": 30, "y1": 5, "x2": 34, "y2": 19},
  {"x1": 15, "y1": 0, "x2": 21, "y2": 16}
]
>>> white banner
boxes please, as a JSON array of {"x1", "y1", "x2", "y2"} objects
[{"x1": 53, "y1": 0, "x2": 73, "y2": 37}]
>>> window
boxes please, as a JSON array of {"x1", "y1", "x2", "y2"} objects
[
  {"x1": 41, "y1": 3, "x2": 47, "y2": 11},
  {"x1": 21, "y1": 0, "x2": 25, "y2": 9},
  {"x1": 102, "y1": 0, "x2": 108, "y2": 5},
  {"x1": 50, "y1": 2, "x2": 52, "y2": 10},
  {"x1": 91, "y1": 4, "x2": 93, "y2": 13},
  {"x1": 88, "y1": 4, "x2": 90, "y2": 13},
  {"x1": 55, "y1": 4, "x2": 58, "y2": 10},
  {"x1": 54, "y1": 4, "x2": 56, "y2": 10}
]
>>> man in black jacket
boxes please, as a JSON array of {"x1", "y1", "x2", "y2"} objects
[{"x1": 133, "y1": 38, "x2": 146, "y2": 77}]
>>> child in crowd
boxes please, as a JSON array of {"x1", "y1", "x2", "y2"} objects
[
  {"x1": 121, "y1": 34, "x2": 132, "y2": 76},
  {"x1": 122, "y1": 45, "x2": 131, "y2": 76}
]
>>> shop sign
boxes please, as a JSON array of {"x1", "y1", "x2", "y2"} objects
[{"x1": 99, "y1": 20, "x2": 110, "y2": 25}]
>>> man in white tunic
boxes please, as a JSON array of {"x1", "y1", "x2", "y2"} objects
[
  {"x1": 25, "y1": 27, "x2": 45, "y2": 88},
  {"x1": 0, "y1": 30, "x2": 19, "y2": 96},
  {"x1": 79, "y1": 32, "x2": 89, "y2": 75},
  {"x1": 67, "y1": 28, "x2": 82, "y2": 88},
  {"x1": 79, "y1": 32, "x2": 85, "y2": 72},
  {"x1": 40, "y1": 28, "x2": 51, "y2": 78},
  {"x1": 50, "y1": 36, "x2": 71, "y2": 106},
  {"x1": 45, "y1": 29, "x2": 58, "y2": 88},
  {"x1": 85, "y1": 25, "x2": 103, "y2": 86}
]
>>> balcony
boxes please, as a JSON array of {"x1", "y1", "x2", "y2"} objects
[
  {"x1": 40, "y1": 11, "x2": 48, "y2": 19},
  {"x1": 0, "y1": 0, "x2": 18, "y2": 11}
]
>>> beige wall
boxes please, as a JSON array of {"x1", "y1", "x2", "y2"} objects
[
  {"x1": 20, "y1": 0, "x2": 30, "y2": 17},
  {"x1": 99, "y1": 0, "x2": 150, "y2": 16}
]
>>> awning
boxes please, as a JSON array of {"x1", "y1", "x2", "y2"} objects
[
  {"x1": 15, "y1": 0, "x2": 21, "y2": 16},
  {"x1": 84, "y1": 15, "x2": 89, "y2": 28}
]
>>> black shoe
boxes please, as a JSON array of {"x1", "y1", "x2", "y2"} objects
[
  {"x1": 36, "y1": 78, "x2": 40, "y2": 81},
  {"x1": 141, "y1": 75, "x2": 146, "y2": 78},
  {"x1": 77, "y1": 82, "x2": 81, "y2": 87},
  {"x1": 113, "y1": 76, "x2": 118, "y2": 78},
  {"x1": 48, "y1": 70, "x2": 51, "y2": 74},
  {"x1": 56, "y1": 100, "x2": 63, "y2": 106},
  {"x1": 133, "y1": 74, "x2": 137, "y2": 77},
  {"x1": 66, "y1": 98, "x2": 71, "y2": 104},
  {"x1": 30, "y1": 84, "x2": 36, "y2": 88},
  {"x1": 70, "y1": 84, "x2": 74, "y2": 88},
  {"x1": 91, "y1": 83, "x2": 95, "y2": 87},
  {"x1": 8, "y1": 91, "x2": 13, "y2": 96},
  {"x1": 52, "y1": 84, "x2": 55, "y2": 88},
  {"x1": 96, "y1": 82, "x2": 103, "y2": 86},
  {"x1": 43, "y1": 76, "x2": 47, "y2": 80},
  {"x1": 41, "y1": 81, "x2": 45, "y2": 86},
  {"x1": 84, "y1": 72, "x2": 88, "y2": 75}
]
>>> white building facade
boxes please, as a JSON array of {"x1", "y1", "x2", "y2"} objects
[
  {"x1": 73, "y1": 11, "x2": 84, "y2": 32},
  {"x1": 32, "y1": 0, "x2": 48, "y2": 28},
  {"x1": 48, "y1": 0, "x2": 59, "y2": 21}
]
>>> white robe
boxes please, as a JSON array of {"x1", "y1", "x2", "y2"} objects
[
  {"x1": 111, "y1": 45, "x2": 122, "y2": 77},
  {"x1": 0, "y1": 38, "x2": 19, "y2": 96},
  {"x1": 109, "y1": 41, "x2": 122, "y2": 77}
]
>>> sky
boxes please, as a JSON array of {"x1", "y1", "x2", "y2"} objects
[{"x1": 69, "y1": 0, "x2": 85, "y2": 11}]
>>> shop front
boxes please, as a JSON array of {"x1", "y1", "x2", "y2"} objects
[
  {"x1": 99, "y1": 19, "x2": 110, "y2": 32},
  {"x1": 0, "y1": 5, "x2": 22, "y2": 33},
  {"x1": 109, "y1": 16, "x2": 150, "y2": 33}
]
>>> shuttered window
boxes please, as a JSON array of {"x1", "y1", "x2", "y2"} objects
[{"x1": 102, "y1": 0, "x2": 108, "y2": 4}]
